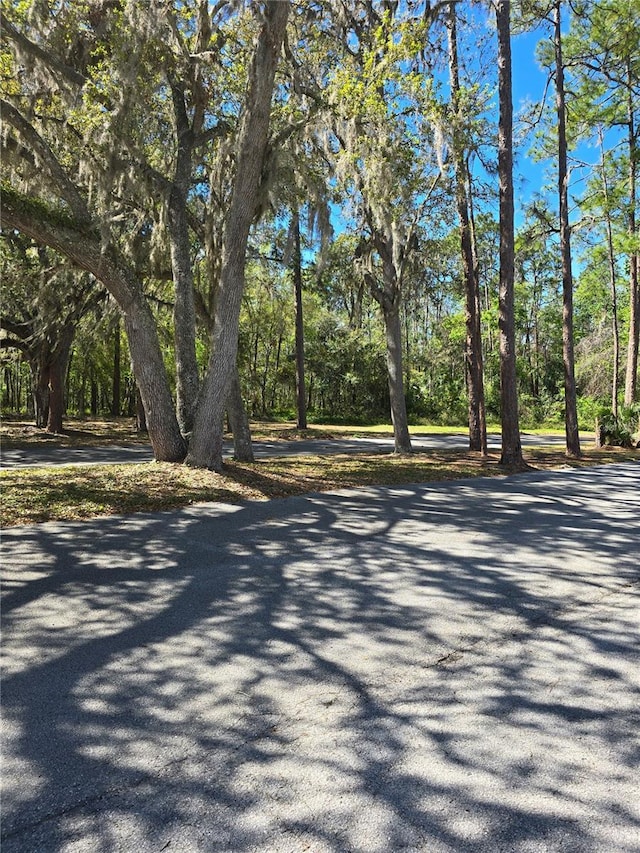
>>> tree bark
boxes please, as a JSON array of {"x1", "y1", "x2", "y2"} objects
[
  {"x1": 1, "y1": 190, "x2": 186, "y2": 461},
  {"x1": 226, "y1": 366, "x2": 254, "y2": 462},
  {"x1": 447, "y1": 6, "x2": 487, "y2": 455},
  {"x1": 292, "y1": 208, "x2": 307, "y2": 430},
  {"x1": 46, "y1": 340, "x2": 70, "y2": 433},
  {"x1": 167, "y1": 83, "x2": 200, "y2": 434},
  {"x1": 186, "y1": 0, "x2": 289, "y2": 470},
  {"x1": 384, "y1": 302, "x2": 412, "y2": 453},
  {"x1": 33, "y1": 360, "x2": 50, "y2": 428},
  {"x1": 598, "y1": 126, "x2": 620, "y2": 418},
  {"x1": 112, "y1": 317, "x2": 121, "y2": 417},
  {"x1": 136, "y1": 387, "x2": 148, "y2": 434},
  {"x1": 365, "y1": 236, "x2": 412, "y2": 455},
  {"x1": 627, "y1": 251, "x2": 640, "y2": 404},
  {"x1": 624, "y1": 65, "x2": 639, "y2": 405},
  {"x1": 496, "y1": 0, "x2": 523, "y2": 467},
  {"x1": 554, "y1": 1, "x2": 581, "y2": 458}
]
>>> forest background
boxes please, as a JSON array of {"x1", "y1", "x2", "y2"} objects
[{"x1": 1, "y1": 0, "x2": 639, "y2": 470}]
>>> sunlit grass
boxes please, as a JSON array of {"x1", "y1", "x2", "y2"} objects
[{"x1": 1, "y1": 446, "x2": 636, "y2": 527}]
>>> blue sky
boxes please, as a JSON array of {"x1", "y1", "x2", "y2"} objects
[
  {"x1": 512, "y1": 27, "x2": 551, "y2": 211},
  {"x1": 510, "y1": 24, "x2": 604, "y2": 224}
]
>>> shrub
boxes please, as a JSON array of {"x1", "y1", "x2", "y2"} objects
[{"x1": 595, "y1": 403, "x2": 640, "y2": 448}]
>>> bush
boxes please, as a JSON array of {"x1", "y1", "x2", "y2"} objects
[
  {"x1": 576, "y1": 396, "x2": 604, "y2": 431},
  {"x1": 595, "y1": 403, "x2": 640, "y2": 448},
  {"x1": 518, "y1": 393, "x2": 564, "y2": 429}
]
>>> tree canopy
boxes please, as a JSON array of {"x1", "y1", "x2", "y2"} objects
[{"x1": 2, "y1": 0, "x2": 639, "y2": 463}]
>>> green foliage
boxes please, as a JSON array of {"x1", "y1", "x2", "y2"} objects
[
  {"x1": 2, "y1": 0, "x2": 637, "y2": 443},
  {"x1": 0, "y1": 183, "x2": 87, "y2": 232},
  {"x1": 576, "y1": 395, "x2": 603, "y2": 431},
  {"x1": 595, "y1": 403, "x2": 640, "y2": 447},
  {"x1": 305, "y1": 316, "x2": 388, "y2": 422}
]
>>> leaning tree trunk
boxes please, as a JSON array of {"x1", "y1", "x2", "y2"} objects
[
  {"x1": 1, "y1": 189, "x2": 187, "y2": 462},
  {"x1": 121, "y1": 298, "x2": 187, "y2": 461},
  {"x1": 186, "y1": 0, "x2": 289, "y2": 470},
  {"x1": 554, "y1": 1, "x2": 581, "y2": 458},
  {"x1": 496, "y1": 0, "x2": 523, "y2": 467}
]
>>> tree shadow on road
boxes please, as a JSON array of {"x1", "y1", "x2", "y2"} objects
[{"x1": 2, "y1": 463, "x2": 639, "y2": 852}]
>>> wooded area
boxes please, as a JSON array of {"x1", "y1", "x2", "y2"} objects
[{"x1": 1, "y1": 0, "x2": 639, "y2": 469}]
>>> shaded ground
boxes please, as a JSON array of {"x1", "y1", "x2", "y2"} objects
[
  {"x1": 0, "y1": 416, "x2": 390, "y2": 450},
  {"x1": 0, "y1": 432, "x2": 575, "y2": 469},
  {"x1": 2, "y1": 463, "x2": 639, "y2": 852},
  {"x1": 0, "y1": 416, "x2": 558, "y2": 454},
  {"x1": 2, "y1": 446, "x2": 638, "y2": 526},
  {"x1": 0, "y1": 416, "x2": 152, "y2": 447}
]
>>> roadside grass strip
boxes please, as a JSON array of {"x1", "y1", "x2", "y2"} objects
[{"x1": 1, "y1": 446, "x2": 637, "y2": 526}]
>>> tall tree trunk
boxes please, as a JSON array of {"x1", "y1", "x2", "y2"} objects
[
  {"x1": 598, "y1": 126, "x2": 620, "y2": 418},
  {"x1": 496, "y1": 0, "x2": 523, "y2": 466},
  {"x1": 365, "y1": 234, "x2": 412, "y2": 455},
  {"x1": 90, "y1": 368, "x2": 98, "y2": 416},
  {"x1": 168, "y1": 193, "x2": 199, "y2": 434},
  {"x1": 167, "y1": 84, "x2": 199, "y2": 434},
  {"x1": 292, "y1": 208, "x2": 307, "y2": 430},
  {"x1": 554, "y1": 1, "x2": 581, "y2": 458},
  {"x1": 226, "y1": 366, "x2": 254, "y2": 462},
  {"x1": 122, "y1": 299, "x2": 187, "y2": 460},
  {"x1": 627, "y1": 252, "x2": 640, "y2": 404},
  {"x1": 33, "y1": 358, "x2": 50, "y2": 428},
  {"x1": 136, "y1": 387, "x2": 148, "y2": 434},
  {"x1": 447, "y1": 6, "x2": 487, "y2": 455},
  {"x1": 1, "y1": 190, "x2": 187, "y2": 461},
  {"x1": 112, "y1": 317, "x2": 121, "y2": 417},
  {"x1": 624, "y1": 65, "x2": 639, "y2": 405},
  {"x1": 186, "y1": 0, "x2": 289, "y2": 470},
  {"x1": 46, "y1": 337, "x2": 72, "y2": 434},
  {"x1": 384, "y1": 302, "x2": 412, "y2": 453}
]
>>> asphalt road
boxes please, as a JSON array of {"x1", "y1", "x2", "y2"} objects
[
  {"x1": 2, "y1": 463, "x2": 639, "y2": 852},
  {"x1": 0, "y1": 431, "x2": 572, "y2": 468}
]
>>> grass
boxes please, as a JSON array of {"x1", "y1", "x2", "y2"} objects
[
  {"x1": 1, "y1": 415, "x2": 568, "y2": 448},
  {"x1": 0, "y1": 416, "x2": 151, "y2": 447},
  {"x1": 2, "y1": 443, "x2": 637, "y2": 527},
  {"x1": 0, "y1": 416, "x2": 362, "y2": 448}
]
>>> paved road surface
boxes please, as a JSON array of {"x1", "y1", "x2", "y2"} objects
[
  {"x1": 2, "y1": 463, "x2": 639, "y2": 852},
  {"x1": 0, "y1": 432, "x2": 573, "y2": 468}
]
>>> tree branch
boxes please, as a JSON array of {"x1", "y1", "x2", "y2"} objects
[
  {"x1": 0, "y1": 185, "x2": 139, "y2": 311},
  {"x1": 1, "y1": 100, "x2": 91, "y2": 224},
  {"x1": 0, "y1": 318, "x2": 33, "y2": 341},
  {"x1": 0, "y1": 12, "x2": 86, "y2": 88},
  {"x1": 0, "y1": 337, "x2": 31, "y2": 354}
]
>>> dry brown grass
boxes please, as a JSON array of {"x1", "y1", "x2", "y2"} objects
[{"x1": 2, "y1": 444, "x2": 637, "y2": 527}]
